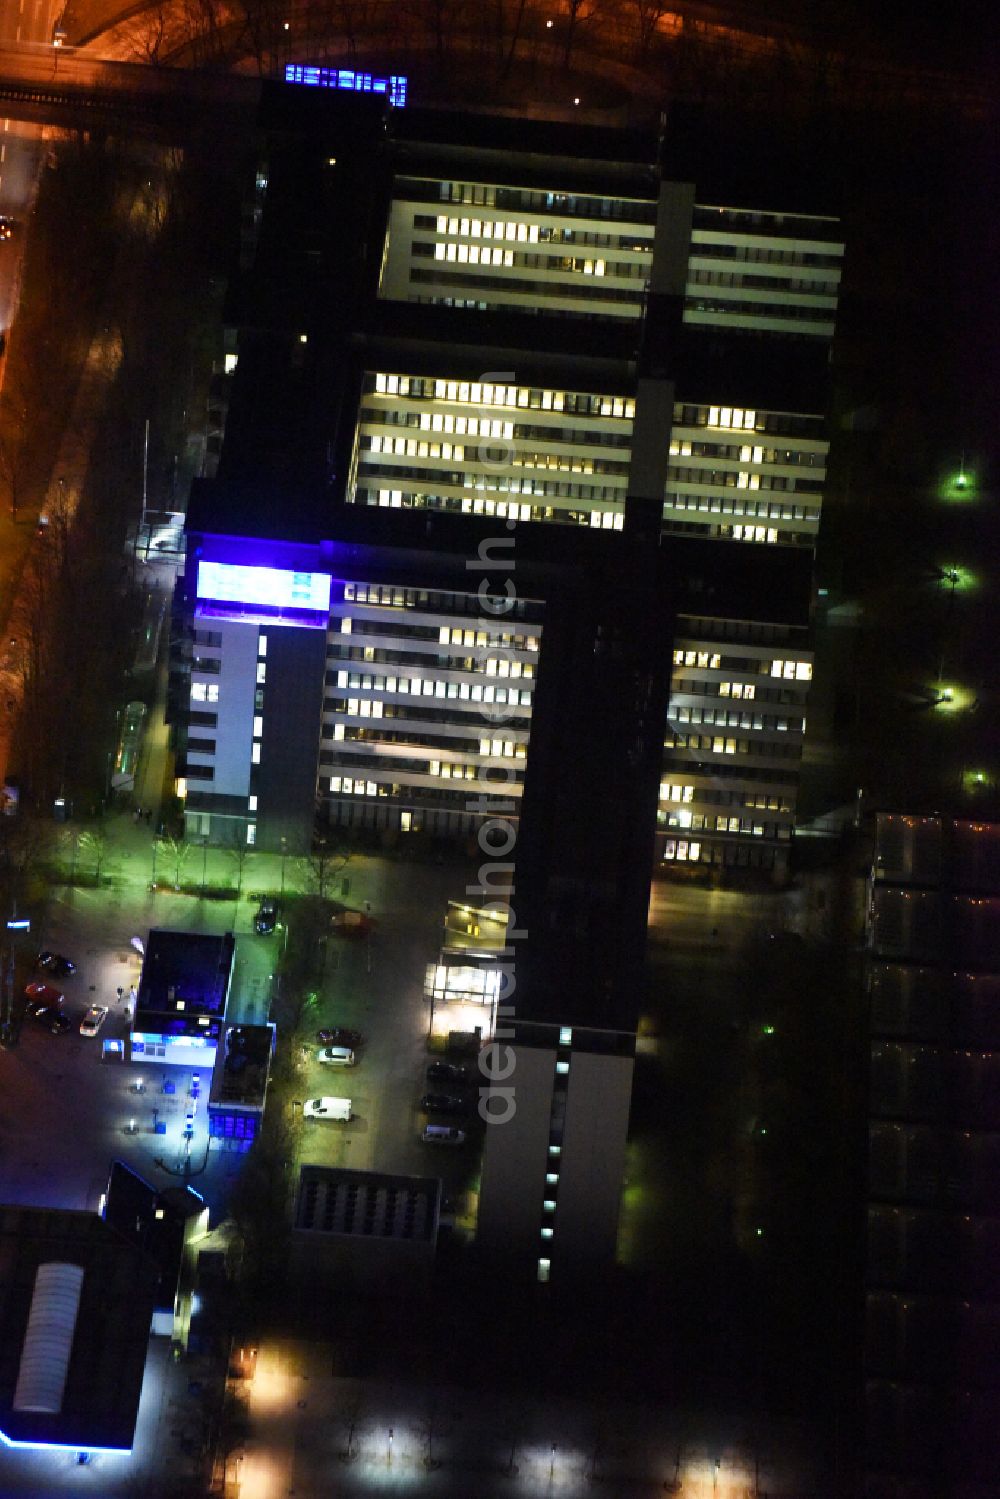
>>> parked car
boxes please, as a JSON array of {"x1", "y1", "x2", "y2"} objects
[
  {"x1": 420, "y1": 1093, "x2": 469, "y2": 1117},
  {"x1": 79, "y1": 1005, "x2": 108, "y2": 1038},
  {"x1": 24, "y1": 982, "x2": 64, "y2": 1007},
  {"x1": 35, "y1": 952, "x2": 76, "y2": 976},
  {"x1": 316, "y1": 1046, "x2": 356, "y2": 1067},
  {"x1": 422, "y1": 1125, "x2": 466, "y2": 1146},
  {"x1": 330, "y1": 909, "x2": 374, "y2": 938},
  {"x1": 32, "y1": 1006, "x2": 71, "y2": 1034},
  {"x1": 427, "y1": 1061, "x2": 469, "y2": 1086},
  {"x1": 317, "y1": 1027, "x2": 364, "y2": 1049},
  {"x1": 303, "y1": 1097, "x2": 352, "y2": 1121},
  {"x1": 254, "y1": 899, "x2": 279, "y2": 935}
]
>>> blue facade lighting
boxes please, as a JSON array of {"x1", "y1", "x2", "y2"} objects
[
  {"x1": 284, "y1": 63, "x2": 407, "y2": 107},
  {"x1": 196, "y1": 560, "x2": 331, "y2": 616}
]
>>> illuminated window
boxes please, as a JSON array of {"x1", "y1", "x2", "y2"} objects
[
  {"x1": 540, "y1": 1226, "x2": 554, "y2": 1239},
  {"x1": 256, "y1": 662, "x2": 266, "y2": 684},
  {"x1": 559, "y1": 1026, "x2": 572, "y2": 1045},
  {"x1": 555, "y1": 1061, "x2": 569, "y2": 1076},
  {"x1": 548, "y1": 1144, "x2": 561, "y2": 1156},
  {"x1": 258, "y1": 635, "x2": 267, "y2": 656},
  {"x1": 537, "y1": 1258, "x2": 551, "y2": 1283},
  {"x1": 546, "y1": 1172, "x2": 560, "y2": 1184},
  {"x1": 253, "y1": 716, "x2": 263, "y2": 738},
  {"x1": 251, "y1": 743, "x2": 261, "y2": 764},
  {"x1": 543, "y1": 1199, "x2": 557, "y2": 1212},
  {"x1": 248, "y1": 794, "x2": 258, "y2": 811},
  {"x1": 246, "y1": 823, "x2": 256, "y2": 845}
]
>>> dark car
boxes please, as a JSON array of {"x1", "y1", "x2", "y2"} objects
[
  {"x1": 32, "y1": 1005, "x2": 71, "y2": 1034},
  {"x1": 427, "y1": 1061, "x2": 468, "y2": 1086},
  {"x1": 317, "y1": 1027, "x2": 364, "y2": 1049},
  {"x1": 255, "y1": 899, "x2": 279, "y2": 935},
  {"x1": 420, "y1": 1093, "x2": 469, "y2": 1117},
  {"x1": 36, "y1": 952, "x2": 76, "y2": 978}
]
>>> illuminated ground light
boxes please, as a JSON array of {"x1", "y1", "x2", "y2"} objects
[
  {"x1": 938, "y1": 466, "x2": 978, "y2": 502},
  {"x1": 962, "y1": 769, "x2": 994, "y2": 794},
  {"x1": 933, "y1": 684, "x2": 976, "y2": 714},
  {"x1": 939, "y1": 565, "x2": 978, "y2": 592}
]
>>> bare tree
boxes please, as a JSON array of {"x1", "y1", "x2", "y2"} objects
[
  {"x1": 0, "y1": 376, "x2": 30, "y2": 522},
  {"x1": 227, "y1": 828, "x2": 252, "y2": 896},
  {"x1": 629, "y1": 0, "x2": 669, "y2": 56},
  {"x1": 561, "y1": 0, "x2": 600, "y2": 68},
  {"x1": 78, "y1": 825, "x2": 110, "y2": 884},
  {"x1": 305, "y1": 837, "x2": 349, "y2": 901},
  {"x1": 158, "y1": 832, "x2": 193, "y2": 889}
]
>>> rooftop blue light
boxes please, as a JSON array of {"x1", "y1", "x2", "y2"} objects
[
  {"x1": 196, "y1": 560, "x2": 331, "y2": 617},
  {"x1": 284, "y1": 63, "x2": 407, "y2": 107}
]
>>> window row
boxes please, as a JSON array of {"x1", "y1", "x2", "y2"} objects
[
  {"x1": 689, "y1": 268, "x2": 838, "y2": 296},
  {"x1": 669, "y1": 439, "x2": 825, "y2": 467},
  {"x1": 372, "y1": 372, "x2": 635, "y2": 418},
  {"x1": 685, "y1": 296, "x2": 836, "y2": 324},
  {"x1": 432, "y1": 179, "x2": 657, "y2": 222},
  {"x1": 330, "y1": 669, "x2": 534, "y2": 702},
  {"x1": 411, "y1": 214, "x2": 653, "y2": 252},
  {"x1": 411, "y1": 267, "x2": 646, "y2": 305}
]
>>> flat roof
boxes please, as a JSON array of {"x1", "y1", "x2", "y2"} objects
[
  {"x1": 136, "y1": 929, "x2": 236, "y2": 1020},
  {"x1": 294, "y1": 1167, "x2": 440, "y2": 1243},
  {"x1": 0, "y1": 1204, "x2": 158, "y2": 1453},
  {"x1": 209, "y1": 1024, "x2": 275, "y2": 1109}
]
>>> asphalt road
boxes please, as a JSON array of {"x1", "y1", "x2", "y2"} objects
[{"x1": 0, "y1": 0, "x2": 65, "y2": 331}]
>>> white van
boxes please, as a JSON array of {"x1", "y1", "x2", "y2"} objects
[
  {"x1": 303, "y1": 1097, "x2": 352, "y2": 1122},
  {"x1": 316, "y1": 1045, "x2": 356, "y2": 1067},
  {"x1": 422, "y1": 1124, "x2": 466, "y2": 1146}
]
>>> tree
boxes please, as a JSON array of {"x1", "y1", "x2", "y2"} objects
[
  {"x1": 629, "y1": 0, "x2": 670, "y2": 56},
  {"x1": 227, "y1": 828, "x2": 252, "y2": 896},
  {"x1": 0, "y1": 375, "x2": 30, "y2": 522},
  {"x1": 305, "y1": 837, "x2": 349, "y2": 901},
  {"x1": 158, "y1": 832, "x2": 193, "y2": 889},
  {"x1": 561, "y1": 0, "x2": 600, "y2": 68},
  {"x1": 78, "y1": 825, "x2": 110, "y2": 884}
]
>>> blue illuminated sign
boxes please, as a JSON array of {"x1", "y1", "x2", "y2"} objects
[
  {"x1": 285, "y1": 63, "x2": 407, "y2": 107},
  {"x1": 197, "y1": 561, "x2": 331, "y2": 615}
]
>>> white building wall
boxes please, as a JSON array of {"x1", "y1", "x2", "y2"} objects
[
  {"x1": 660, "y1": 629, "x2": 812, "y2": 869},
  {"x1": 186, "y1": 619, "x2": 260, "y2": 797},
  {"x1": 352, "y1": 371, "x2": 634, "y2": 529},
  {"x1": 380, "y1": 179, "x2": 655, "y2": 319},
  {"x1": 320, "y1": 577, "x2": 542, "y2": 833}
]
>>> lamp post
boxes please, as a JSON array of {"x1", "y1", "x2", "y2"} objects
[
  {"x1": 201, "y1": 835, "x2": 209, "y2": 896},
  {"x1": 280, "y1": 835, "x2": 287, "y2": 895}
]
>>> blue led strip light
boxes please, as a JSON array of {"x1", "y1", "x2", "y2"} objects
[{"x1": 284, "y1": 63, "x2": 407, "y2": 107}]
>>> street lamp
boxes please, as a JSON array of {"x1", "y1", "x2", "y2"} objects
[{"x1": 280, "y1": 835, "x2": 287, "y2": 895}]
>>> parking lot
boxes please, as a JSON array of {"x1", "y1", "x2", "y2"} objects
[{"x1": 0, "y1": 842, "x2": 485, "y2": 1227}]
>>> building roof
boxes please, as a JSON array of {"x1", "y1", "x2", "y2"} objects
[
  {"x1": 209, "y1": 1024, "x2": 275, "y2": 1109},
  {"x1": 294, "y1": 1167, "x2": 440, "y2": 1244},
  {"x1": 0, "y1": 1204, "x2": 158, "y2": 1452},
  {"x1": 102, "y1": 1162, "x2": 206, "y2": 1317},
  {"x1": 136, "y1": 928, "x2": 236, "y2": 1020}
]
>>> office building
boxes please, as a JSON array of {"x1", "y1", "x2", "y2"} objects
[
  {"x1": 865, "y1": 814, "x2": 1000, "y2": 1493},
  {"x1": 172, "y1": 88, "x2": 837, "y2": 873}
]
